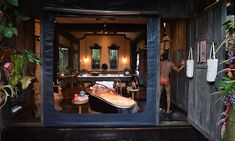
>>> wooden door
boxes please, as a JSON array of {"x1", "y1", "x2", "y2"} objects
[{"x1": 170, "y1": 20, "x2": 188, "y2": 111}]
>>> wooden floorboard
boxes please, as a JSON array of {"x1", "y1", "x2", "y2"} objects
[{"x1": 2, "y1": 126, "x2": 208, "y2": 141}]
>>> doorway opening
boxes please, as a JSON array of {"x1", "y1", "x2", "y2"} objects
[{"x1": 159, "y1": 19, "x2": 188, "y2": 123}]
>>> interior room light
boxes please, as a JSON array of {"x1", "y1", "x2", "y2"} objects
[
  {"x1": 122, "y1": 37, "x2": 127, "y2": 64},
  {"x1": 122, "y1": 57, "x2": 127, "y2": 63},
  {"x1": 226, "y1": 0, "x2": 232, "y2": 7},
  {"x1": 84, "y1": 57, "x2": 89, "y2": 63},
  {"x1": 161, "y1": 22, "x2": 171, "y2": 50},
  {"x1": 84, "y1": 36, "x2": 89, "y2": 63},
  {"x1": 163, "y1": 22, "x2": 166, "y2": 28}
]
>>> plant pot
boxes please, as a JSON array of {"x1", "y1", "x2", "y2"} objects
[{"x1": 224, "y1": 105, "x2": 235, "y2": 141}]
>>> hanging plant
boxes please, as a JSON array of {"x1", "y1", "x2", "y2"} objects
[{"x1": 0, "y1": 0, "x2": 30, "y2": 38}]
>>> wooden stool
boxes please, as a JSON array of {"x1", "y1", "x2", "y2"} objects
[
  {"x1": 72, "y1": 99, "x2": 88, "y2": 114},
  {"x1": 126, "y1": 87, "x2": 139, "y2": 99}
]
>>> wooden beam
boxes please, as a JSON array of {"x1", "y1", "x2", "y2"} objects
[
  {"x1": 60, "y1": 32, "x2": 78, "y2": 43},
  {"x1": 56, "y1": 24, "x2": 146, "y2": 32},
  {"x1": 44, "y1": 7, "x2": 158, "y2": 16}
]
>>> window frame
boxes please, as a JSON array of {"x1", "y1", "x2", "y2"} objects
[
  {"x1": 108, "y1": 44, "x2": 120, "y2": 70},
  {"x1": 42, "y1": 14, "x2": 160, "y2": 127},
  {"x1": 90, "y1": 43, "x2": 102, "y2": 70},
  {"x1": 58, "y1": 43, "x2": 69, "y2": 73}
]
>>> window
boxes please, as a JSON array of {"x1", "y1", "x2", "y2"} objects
[
  {"x1": 110, "y1": 49, "x2": 118, "y2": 69},
  {"x1": 59, "y1": 46, "x2": 69, "y2": 73},
  {"x1": 90, "y1": 43, "x2": 101, "y2": 69},
  {"x1": 72, "y1": 44, "x2": 78, "y2": 70},
  {"x1": 108, "y1": 44, "x2": 119, "y2": 69}
]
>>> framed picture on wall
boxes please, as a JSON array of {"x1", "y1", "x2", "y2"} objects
[{"x1": 196, "y1": 39, "x2": 208, "y2": 64}]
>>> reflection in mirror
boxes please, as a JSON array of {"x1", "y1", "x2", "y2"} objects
[{"x1": 54, "y1": 17, "x2": 147, "y2": 115}]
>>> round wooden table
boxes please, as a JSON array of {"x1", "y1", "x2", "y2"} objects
[
  {"x1": 72, "y1": 99, "x2": 88, "y2": 114},
  {"x1": 126, "y1": 87, "x2": 139, "y2": 99}
]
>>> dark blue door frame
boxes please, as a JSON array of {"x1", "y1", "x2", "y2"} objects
[{"x1": 41, "y1": 12, "x2": 160, "y2": 126}]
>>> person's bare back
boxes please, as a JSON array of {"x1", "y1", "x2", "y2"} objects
[
  {"x1": 160, "y1": 52, "x2": 185, "y2": 113},
  {"x1": 160, "y1": 61, "x2": 173, "y2": 80},
  {"x1": 160, "y1": 60, "x2": 184, "y2": 80}
]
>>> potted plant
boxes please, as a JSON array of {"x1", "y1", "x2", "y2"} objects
[
  {"x1": 213, "y1": 18, "x2": 235, "y2": 141},
  {"x1": 0, "y1": 48, "x2": 40, "y2": 109}
]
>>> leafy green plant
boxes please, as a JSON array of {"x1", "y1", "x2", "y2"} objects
[
  {"x1": 9, "y1": 50, "x2": 41, "y2": 87},
  {"x1": 0, "y1": 0, "x2": 39, "y2": 109},
  {"x1": 0, "y1": 0, "x2": 30, "y2": 38},
  {"x1": 218, "y1": 76, "x2": 235, "y2": 98},
  {"x1": 0, "y1": 49, "x2": 41, "y2": 109},
  {"x1": 0, "y1": 84, "x2": 16, "y2": 109}
]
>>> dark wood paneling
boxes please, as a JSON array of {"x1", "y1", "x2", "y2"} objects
[
  {"x1": 56, "y1": 24, "x2": 146, "y2": 32},
  {"x1": 159, "y1": 0, "x2": 190, "y2": 18},
  {"x1": 43, "y1": 0, "x2": 190, "y2": 18},
  {"x1": 187, "y1": 2, "x2": 226, "y2": 141},
  {"x1": 2, "y1": 126, "x2": 208, "y2": 141},
  {"x1": 170, "y1": 20, "x2": 188, "y2": 111}
]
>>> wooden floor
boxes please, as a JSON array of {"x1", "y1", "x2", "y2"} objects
[{"x1": 2, "y1": 126, "x2": 208, "y2": 141}]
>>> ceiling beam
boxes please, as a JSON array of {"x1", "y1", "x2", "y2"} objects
[{"x1": 56, "y1": 23, "x2": 146, "y2": 32}]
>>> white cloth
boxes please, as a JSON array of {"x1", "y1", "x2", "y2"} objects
[
  {"x1": 186, "y1": 47, "x2": 194, "y2": 78},
  {"x1": 206, "y1": 42, "x2": 218, "y2": 82}
]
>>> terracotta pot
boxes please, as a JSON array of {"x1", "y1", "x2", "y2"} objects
[{"x1": 224, "y1": 105, "x2": 235, "y2": 141}]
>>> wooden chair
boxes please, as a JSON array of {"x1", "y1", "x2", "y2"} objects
[
  {"x1": 53, "y1": 84, "x2": 63, "y2": 111},
  {"x1": 113, "y1": 79, "x2": 122, "y2": 95}
]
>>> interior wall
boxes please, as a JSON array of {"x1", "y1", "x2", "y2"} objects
[
  {"x1": 159, "y1": 20, "x2": 188, "y2": 111},
  {"x1": 34, "y1": 19, "x2": 41, "y2": 120},
  {"x1": 160, "y1": 22, "x2": 171, "y2": 54},
  {"x1": 58, "y1": 34, "x2": 79, "y2": 71},
  {"x1": 59, "y1": 35, "x2": 70, "y2": 47},
  {"x1": 79, "y1": 35, "x2": 131, "y2": 71}
]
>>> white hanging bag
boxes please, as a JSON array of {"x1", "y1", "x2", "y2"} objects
[
  {"x1": 206, "y1": 42, "x2": 218, "y2": 82},
  {"x1": 186, "y1": 47, "x2": 194, "y2": 78}
]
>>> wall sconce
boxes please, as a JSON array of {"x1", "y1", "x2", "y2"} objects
[
  {"x1": 122, "y1": 57, "x2": 127, "y2": 63},
  {"x1": 122, "y1": 37, "x2": 127, "y2": 64},
  {"x1": 161, "y1": 22, "x2": 171, "y2": 50},
  {"x1": 226, "y1": 0, "x2": 232, "y2": 7},
  {"x1": 84, "y1": 36, "x2": 89, "y2": 63},
  {"x1": 84, "y1": 57, "x2": 89, "y2": 63}
]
